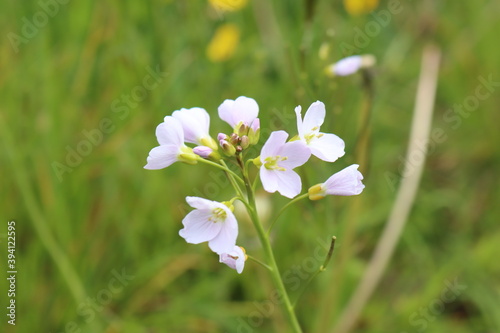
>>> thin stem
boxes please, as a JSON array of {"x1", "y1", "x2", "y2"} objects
[
  {"x1": 198, "y1": 158, "x2": 245, "y2": 186},
  {"x1": 238, "y1": 156, "x2": 303, "y2": 333},
  {"x1": 218, "y1": 160, "x2": 246, "y2": 200},
  {"x1": 247, "y1": 255, "x2": 273, "y2": 271},
  {"x1": 267, "y1": 193, "x2": 309, "y2": 234},
  {"x1": 293, "y1": 236, "x2": 336, "y2": 308}
]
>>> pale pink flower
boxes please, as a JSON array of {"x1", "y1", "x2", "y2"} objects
[
  {"x1": 218, "y1": 96, "x2": 259, "y2": 129},
  {"x1": 308, "y1": 164, "x2": 365, "y2": 200},
  {"x1": 179, "y1": 197, "x2": 238, "y2": 254},
  {"x1": 219, "y1": 246, "x2": 247, "y2": 274},
  {"x1": 259, "y1": 131, "x2": 311, "y2": 198},
  {"x1": 172, "y1": 107, "x2": 217, "y2": 150},
  {"x1": 295, "y1": 101, "x2": 345, "y2": 162},
  {"x1": 144, "y1": 117, "x2": 197, "y2": 169}
]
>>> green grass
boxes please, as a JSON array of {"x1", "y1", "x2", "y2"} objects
[{"x1": 1, "y1": 0, "x2": 499, "y2": 332}]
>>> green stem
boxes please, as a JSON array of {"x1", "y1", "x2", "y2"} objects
[
  {"x1": 198, "y1": 158, "x2": 245, "y2": 186},
  {"x1": 293, "y1": 236, "x2": 336, "y2": 308},
  {"x1": 247, "y1": 255, "x2": 272, "y2": 271},
  {"x1": 267, "y1": 193, "x2": 309, "y2": 234},
  {"x1": 238, "y1": 156, "x2": 303, "y2": 333}
]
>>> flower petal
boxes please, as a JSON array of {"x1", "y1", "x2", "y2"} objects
[
  {"x1": 295, "y1": 105, "x2": 304, "y2": 137},
  {"x1": 172, "y1": 107, "x2": 210, "y2": 144},
  {"x1": 260, "y1": 168, "x2": 279, "y2": 194},
  {"x1": 144, "y1": 145, "x2": 180, "y2": 169},
  {"x1": 302, "y1": 101, "x2": 325, "y2": 135},
  {"x1": 156, "y1": 117, "x2": 184, "y2": 146},
  {"x1": 219, "y1": 246, "x2": 246, "y2": 274},
  {"x1": 324, "y1": 164, "x2": 365, "y2": 196},
  {"x1": 279, "y1": 141, "x2": 311, "y2": 169},
  {"x1": 309, "y1": 133, "x2": 345, "y2": 162},
  {"x1": 274, "y1": 170, "x2": 302, "y2": 198},
  {"x1": 333, "y1": 55, "x2": 363, "y2": 76},
  {"x1": 260, "y1": 130, "x2": 288, "y2": 159},
  {"x1": 209, "y1": 211, "x2": 238, "y2": 254},
  {"x1": 179, "y1": 210, "x2": 223, "y2": 244},
  {"x1": 186, "y1": 196, "x2": 215, "y2": 210},
  {"x1": 218, "y1": 96, "x2": 259, "y2": 128}
]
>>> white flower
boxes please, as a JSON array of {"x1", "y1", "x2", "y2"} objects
[
  {"x1": 144, "y1": 117, "x2": 197, "y2": 169},
  {"x1": 295, "y1": 101, "x2": 345, "y2": 162},
  {"x1": 326, "y1": 54, "x2": 376, "y2": 77},
  {"x1": 219, "y1": 246, "x2": 247, "y2": 274},
  {"x1": 179, "y1": 197, "x2": 238, "y2": 254},
  {"x1": 172, "y1": 107, "x2": 217, "y2": 150},
  {"x1": 259, "y1": 131, "x2": 311, "y2": 198},
  {"x1": 308, "y1": 164, "x2": 365, "y2": 200},
  {"x1": 218, "y1": 96, "x2": 259, "y2": 129}
]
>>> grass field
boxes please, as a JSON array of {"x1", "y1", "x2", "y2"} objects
[{"x1": 1, "y1": 0, "x2": 499, "y2": 332}]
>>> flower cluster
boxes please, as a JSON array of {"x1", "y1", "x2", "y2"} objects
[{"x1": 145, "y1": 96, "x2": 365, "y2": 273}]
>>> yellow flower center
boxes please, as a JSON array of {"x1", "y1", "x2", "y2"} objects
[
  {"x1": 264, "y1": 156, "x2": 287, "y2": 171},
  {"x1": 304, "y1": 127, "x2": 323, "y2": 144},
  {"x1": 209, "y1": 207, "x2": 227, "y2": 223}
]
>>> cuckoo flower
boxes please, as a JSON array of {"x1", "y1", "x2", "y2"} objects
[
  {"x1": 172, "y1": 107, "x2": 217, "y2": 150},
  {"x1": 295, "y1": 101, "x2": 345, "y2": 162},
  {"x1": 179, "y1": 197, "x2": 238, "y2": 254},
  {"x1": 326, "y1": 54, "x2": 376, "y2": 77},
  {"x1": 144, "y1": 117, "x2": 197, "y2": 170},
  {"x1": 219, "y1": 246, "x2": 247, "y2": 274},
  {"x1": 308, "y1": 164, "x2": 365, "y2": 200},
  {"x1": 218, "y1": 96, "x2": 259, "y2": 131},
  {"x1": 259, "y1": 131, "x2": 311, "y2": 198}
]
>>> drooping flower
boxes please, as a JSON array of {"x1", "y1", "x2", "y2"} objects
[
  {"x1": 179, "y1": 197, "x2": 238, "y2": 254},
  {"x1": 308, "y1": 164, "x2": 365, "y2": 200},
  {"x1": 218, "y1": 96, "x2": 259, "y2": 131},
  {"x1": 258, "y1": 131, "x2": 311, "y2": 198},
  {"x1": 172, "y1": 107, "x2": 217, "y2": 150},
  {"x1": 295, "y1": 101, "x2": 345, "y2": 162},
  {"x1": 206, "y1": 23, "x2": 240, "y2": 63},
  {"x1": 144, "y1": 117, "x2": 198, "y2": 170},
  {"x1": 325, "y1": 54, "x2": 376, "y2": 77},
  {"x1": 219, "y1": 246, "x2": 247, "y2": 274}
]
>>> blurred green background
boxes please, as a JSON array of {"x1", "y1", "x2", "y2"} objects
[{"x1": 1, "y1": 0, "x2": 499, "y2": 332}]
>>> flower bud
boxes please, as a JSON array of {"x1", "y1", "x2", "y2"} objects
[
  {"x1": 240, "y1": 135, "x2": 250, "y2": 149},
  {"x1": 218, "y1": 133, "x2": 228, "y2": 142},
  {"x1": 229, "y1": 133, "x2": 240, "y2": 145},
  {"x1": 193, "y1": 146, "x2": 221, "y2": 161},
  {"x1": 220, "y1": 139, "x2": 236, "y2": 156},
  {"x1": 235, "y1": 122, "x2": 249, "y2": 137}
]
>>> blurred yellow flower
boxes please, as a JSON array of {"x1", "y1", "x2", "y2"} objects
[
  {"x1": 343, "y1": 0, "x2": 379, "y2": 16},
  {"x1": 206, "y1": 24, "x2": 240, "y2": 62},
  {"x1": 209, "y1": 0, "x2": 248, "y2": 12}
]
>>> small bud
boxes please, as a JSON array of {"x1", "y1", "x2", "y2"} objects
[
  {"x1": 308, "y1": 184, "x2": 326, "y2": 200},
  {"x1": 229, "y1": 133, "x2": 240, "y2": 145},
  {"x1": 221, "y1": 140, "x2": 236, "y2": 156},
  {"x1": 240, "y1": 135, "x2": 250, "y2": 149},
  {"x1": 193, "y1": 146, "x2": 213, "y2": 159},
  {"x1": 218, "y1": 133, "x2": 227, "y2": 142},
  {"x1": 236, "y1": 145, "x2": 243, "y2": 153}
]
